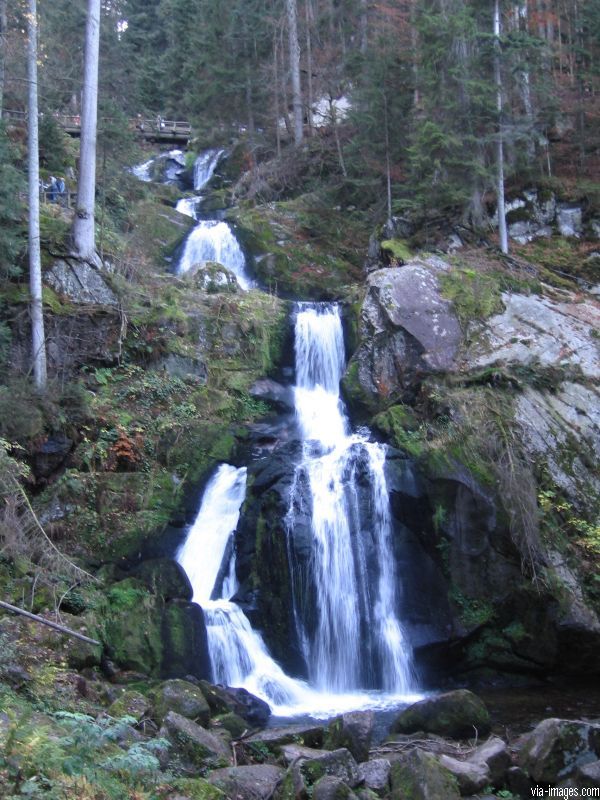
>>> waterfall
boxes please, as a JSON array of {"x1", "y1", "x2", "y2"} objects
[
  {"x1": 175, "y1": 307, "x2": 418, "y2": 717},
  {"x1": 175, "y1": 196, "x2": 202, "y2": 219},
  {"x1": 177, "y1": 220, "x2": 254, "y2": 290},
  {"x1": 287, "y1": 304, "x2": 415, "y2": 694},
  {"x1": 193, "y1": 149, "x2": 224, "y2": 191},
  {"x1": 176, "y1": 465, "x2": 319, "y2": 712}
]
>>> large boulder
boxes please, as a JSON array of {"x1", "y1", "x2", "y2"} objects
[
  {"x1": 467, "y1": 736, "x2": 511, "y2": 785},
  {"x1": 151, "y1": 679, "x2": 211, "y2": 725},
  {"x1": 160, "y1": 710, "x2": 230, "y2": 769},
  {"x1": 245, "y1": 723, "x2": 325, "y2": 754},
  {"x1": 326, "y1": 711, "x2": 374, "y2": 763},
  {"x1": 198, "y1": 681, "x2": 271, "y2": 727},
  {"x1": 437, "y1": 753, "x2": 490, "y2": 794},
  {"x1": 391, "y1": 690, "x2": 491, "y2": 739},
  {"x1": 357, "y1": 759, "x2": 391, "y2": 797},
  {"x1": 132, "y1": 558, "x2": 193, "y2": 601},
  {"x1": 45, "y1": 258, "x2": 119, "y2": 306},
  {"x1": 312, "y1": 775, "x2": 357, "y2": 800},
  {"x1": 280, "y1": 745, "x2": 360, "y2": 787},
  {"x1": 517, "y1": 718, "x2": 600, "y2": 783},
  {"x1": 389, "y1": 749, "x2": 461, "y2": 800},
  {"x1": 344, "y1": 258, "x2": 462, "y2": 409},
  {"x1": 208, "y1": 765, "x2": 285, "y2": 799}
]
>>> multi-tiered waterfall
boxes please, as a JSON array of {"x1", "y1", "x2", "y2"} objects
[{"x1": 176, "y1": 303, "x2": 417, "y2": 717}]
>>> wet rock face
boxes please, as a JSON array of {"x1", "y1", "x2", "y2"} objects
[{"x1": 517, "y1": 718, "x2": 600, "y2": 784}]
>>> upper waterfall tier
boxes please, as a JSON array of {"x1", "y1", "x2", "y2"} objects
[{"x1": 176, "y1": 220, "x2": 254, "y2": 290}]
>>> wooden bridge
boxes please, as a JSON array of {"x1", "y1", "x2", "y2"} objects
[{"x1": 3, "y1": 110, "x2": 191, "y2": 144}]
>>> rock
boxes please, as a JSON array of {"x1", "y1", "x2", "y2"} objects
[
  {"x1": 157, "y1": 353, "x2": 208, "y2": 383},
  {"x1": 208, "y1": 765, "x2": 285, "y2": 799},
  {"x1": 246, "y1": 723, "x2": 325, "y2": 753},
  {"x1": 467, "y1": 736, "x2": 511, "y2": 785},
  {"x1": 467, "y1": 293, "x2": 600, "y2": 381},
  {"x1": 517, "y1": 718, "x2": 600, "y2": 783},
  {"x1": 161, "y1": 599, "x2": 212, "y2": 681},
  {"x1": 557, "y1": 205, "x2": 583, "y2": 237},
  {"x1": 275, "y1": 762, "x2": 309, "y2": 800},
  {"x1": 347, "y1": 258, "x2": 462, "y2": 408},
  {"x1": 249, "y1": 378, "x2": 295, "y2": 411},
  {"x1": 211, "y1": 712, "x2": 248, "y2": 739},
  {"x1": 280, "y1": 746, "x2": 360, "y2": 788},
  {"x1": 192, "y1": 262, "x2": 239, "y2": 293},
  {"x1": 578, "y1": 759, "x2": 600, "y2": 788},
  {"x1": 198, "y1": 681, "x2": 271, "y2": 727},
  {"x1": 389, "y1": 749, "x2": 461, "y2": 800},
  {"x1": 151, "y1": 679, "x2": 211, "y2": 725},
  {"x1": 391, "y1": 690, "x2": 491, "y2": 739},
  {"x1": 357, "y1": 759, "x2": 391, "y2": 796},
  {"x1": 506, "y1": 765, "x2": 533, "y2": 797},
  {"x1": 312, "y1": 775, "x2": 356, "y2": 800},
  {"x1": 160, "y1": 710, "x2": 230, "y2": 768},
  {"x1": 45, "y1": 258, "x2": 119, "y2": 306},
  {"x1": 132, "y1": 559, "x2": 193, "y2": 601},
  {"x1": 32, "y1": 433, "x2": 73, "y2": 479},
  {"x1": 326, "y1": 711, "x2": 374, "y2": 763},
  {"x1": 438, "y1": 753, "x2": 490, "y2": 794},
  {"x1": 107, "y1": 689, "x2": 151, "y2": 721}
]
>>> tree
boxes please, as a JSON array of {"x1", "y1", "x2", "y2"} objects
[
  {"x1": 286, "y1": 0, "x2": 303, "y2": 144},
  {"x1": 27, "y1": 0, "x2": 47, "y2": 390},
  {"x1": 72, "y1": 0, "x2": 101, "y2": 265},
  {"x1": 0, "y1": 0, "x2": 7, "y2": 116},
  {"x1": 494, "y1": 0, "x2": 508, "y2": 253}
]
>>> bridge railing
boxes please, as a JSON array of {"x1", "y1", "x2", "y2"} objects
[
  {"x1": 40, "y1": 190, "x2": 77, "y2": 209},
  {"x1": 3, "y1": 110, "x2": 191, "y2": 139}
]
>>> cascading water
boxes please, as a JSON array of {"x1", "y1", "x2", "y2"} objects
[
  {"x1": 175, "y1": 305, "x2": 418, "y2": 717},
  {"x1": 193, "y1": 149, "x2": 224, "y2": 191},
  {"x1": 176, "y1": 221, "x2": 254, "y2": 290},
  {"x1": 286, "y1": 304, "x2": 415, "y2": 695}
]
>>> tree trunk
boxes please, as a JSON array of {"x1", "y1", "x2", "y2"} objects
[
  {"x1": 72, "y1": 0, "x2": 101, "y2": 265},
  {"x1": 494, "y1": 0, "x2": 508, "y2": 254},
  {"x1": 27, "y1": 0, "x2": 47, "y2": 390},
  {"x1": 359, "y1": 0, "x2": 368, "y2": 54},
  {"x1": 305, "y1": 0, "x2": 314, "y2": 135},
  {"x1": 0, "y1": 0, "x2": 7, "y2": 117},
  {"x1": 286, "y1": 0, "x2": 303, "y2": 145}
]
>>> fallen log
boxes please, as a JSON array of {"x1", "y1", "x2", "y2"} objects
[{"x1": 0, "y1": 600, "x2": 101, "y2": 646}]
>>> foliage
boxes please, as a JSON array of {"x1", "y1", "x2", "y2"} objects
[{"x1": 0, "y1": 122, "x2": 26, "y2": 280}]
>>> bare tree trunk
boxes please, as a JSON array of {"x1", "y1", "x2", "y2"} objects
[
  {"x1": 286, "y1": 0, "x2": 303, "y2": 145},
  {"x1": 305, "y1": 0, "x2": 314, "y2": 135},
  {"x1": 273, "y1": 26, "x2": 282, "y2": 157},
  {"x1": 383, "y1": 92, "x2": 392, "y2": 223},
  {"x1": 72, "y1": 0, "x2": 101, "y2": 265},
  {"x1": 27, "y1": 0, "x2": 47, "y2": 390},
  {"x1": 0, "y1": 0, "x2": 7, "y2": 117},
  {"x1": 359, "y1": 0, "x2": 368, "y2": 54},
  {"x1": 494, "y1": 0, "x2": 508, "y2": 254}
]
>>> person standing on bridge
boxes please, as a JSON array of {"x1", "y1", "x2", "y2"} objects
[
  {"x1": 48, "y1": 176, "x2": 57, "y2": 202},
  {"x1": 57, "y1": 176, "x2": 66, "y2": 205}
]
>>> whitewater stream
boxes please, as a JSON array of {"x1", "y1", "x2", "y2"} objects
[
  {"x1": 176, "y1": 304, "x2": 419, "y2": 718},
  {"x1": 134, "y1": 148, "x2": 419, "y2": 717}
]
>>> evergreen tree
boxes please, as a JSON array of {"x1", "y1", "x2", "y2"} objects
[{"x1": 0, "y1": 122, "x2": 25, "y2": 279}]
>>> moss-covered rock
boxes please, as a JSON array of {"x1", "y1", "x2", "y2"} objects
[
  {"x1": 107, "y1": 689, "x2": 151, "y2": 721},
  {"x1": 151, "y1": 678, "x2": 211, "y2": 725},
  {"x1": 389, "y1": 749, "x2": 460, "y2": 800},
  {"x1": 391, "y1": 690, "x2": 491, "y2": 739},
  {"x1": 160, "y1": 710, "x2": 230, "y2": 769}
]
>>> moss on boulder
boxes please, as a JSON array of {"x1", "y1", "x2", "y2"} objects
[{"x1": 391, "y1": 690, "x2": 491, "y2": 739}]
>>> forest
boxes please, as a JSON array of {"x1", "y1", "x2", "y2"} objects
[{"x1": 0, "y1": 0, "x2": 599, "y2": 799}]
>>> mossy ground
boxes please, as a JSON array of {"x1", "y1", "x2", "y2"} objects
[{"x1": 229, "y1": 190, "x2": 368, "y2": 299}]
